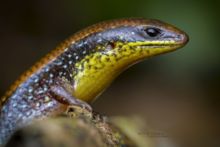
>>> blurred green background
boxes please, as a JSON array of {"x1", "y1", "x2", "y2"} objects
[{"x1": 0, "y1": 0, "x2": 219, "y2": 146}]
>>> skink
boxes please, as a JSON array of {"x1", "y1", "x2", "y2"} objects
[{"x1": 0, "y1": 18, "x2": 188, "y2": 144}]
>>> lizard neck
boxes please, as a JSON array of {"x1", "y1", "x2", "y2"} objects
[{"x1": 71, "y1": 41, "x2": 175, "y2": 102}]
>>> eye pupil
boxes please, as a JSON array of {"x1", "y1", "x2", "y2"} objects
[{"x1": 145, "y1": 28, "x2": 160, "y2": 37}]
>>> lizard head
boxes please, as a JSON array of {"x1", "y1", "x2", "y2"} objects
[
  {"x1": 71, "y1": 18, "x2": 189, "y2": 102},
  {"x1": 90, "y1": 18, "x2": 188, "y2": 58}
]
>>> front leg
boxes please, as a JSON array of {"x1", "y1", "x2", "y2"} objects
[
  {"x1": 49, "y1": 78, "x2": 92, "y2": 112},
  {"x1": 50, "y1": 85, "x2": 92, "y2": 111}
]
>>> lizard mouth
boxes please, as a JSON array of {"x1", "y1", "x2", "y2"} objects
[
  {"x1": 135, "y1": 40, "x2": 184, "y2": 50},
  {"x1": 137, "y1": 35, "x2": 189, "y2": 50}
]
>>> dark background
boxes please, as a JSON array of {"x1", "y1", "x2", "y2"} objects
[{"x1": 0, "y1": 0, "x2": 219, "y2": 146}]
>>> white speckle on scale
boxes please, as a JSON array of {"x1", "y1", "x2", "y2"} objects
[
  {"x1": 19, "y1": 88, "x2": 25, "y2": 93},
  {"x1": 45, "y1": 67, "x2": 50, "y2": 72},
  {"x1": 44, "y1": 96, "x2": 50, "y2": 102},
  {"x1": 69, "y1": 61, "x2": 73, "y2": 65},
  {"x1": 12, "y1": 103, "x2": 17, "y2": 107},
  {"x1": 21, "y1": 104, "x2": 27, "y2": 109},
  {"x1": 28, "y1": 88, "x2": 33, "y2": 93},
  {"x1": 97, "y1": 38, "x2": 102, "y2": 43},
  {"x1": 44, "y1": 87, "x2": 48, "y2": 91},
  {"x1": 18, "y1": 114, "x2": 23, "y2": 118},
  {"x1": 119, "y1": 36, "x2": 124, "y2": 40},
  {"x1": 28, "y1": 95, "x2": 33, "y2": 100},
  {"x1": 61, "y1": 76, "x2": 66, "y2": 79},
  {"x1": 8, "y1": 112, "x2": 12, "y2": 117},
  {"x1": 68, "y1": 54, "x2": 72, "y2": 58},
  {"x1": 49, "y1": 79, "x2": 53, "y2": 84},
  {"x1": 12, "y1": 95, "x2": 17, "y2": 99},
  {"x1": 47, "y1": 101, "x2": 54, "y2": 107},
  {"x1": 78, "y1": 42, "x2": 83, "y2": 47},
  {"x1": 49, "y1": 74, "x2": 54, "y2": 78},
  {"x1": 26, "y1": 111, "x2": 32, "y2": 116},
  {"x1": 36, "y1": 102, "x2": 41, "y2": 107},
  {"x1": 75, "y1": 56, "x2": 79, "y2": 60},
  {"x1": 37, "y1": 90, "x2": 44, "y2": 94},
  {"x1": 57, "y1": 61, "x2": 63, "y2": 65},
  {"x1": 64, "y1": 48, "x2": 68, "y2": 52},
  {"x1": 63, "y1": 65, "x2": 67, "y2": 69},
  {"x1": 34, "y1": 78, "x2": 39, "y2": 83},
  {"x1": 131, "y1": 32, "x2": 135, "y2": 35},
  {"x1": 82, "y1": 50, "x2": 86, "y2": 54}
]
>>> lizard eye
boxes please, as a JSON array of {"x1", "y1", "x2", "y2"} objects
[{"x1": 144, "y1": 27, "x2": 161, "y2": 37}]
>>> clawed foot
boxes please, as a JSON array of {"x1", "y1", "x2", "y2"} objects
[
  {"x1": 72, "y1": 98, "x2": 92, "y2": 112},
  {"x1": 66, "y1": 104, "x2": 93, "y2": 119}
]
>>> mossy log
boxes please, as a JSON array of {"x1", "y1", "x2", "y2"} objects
[{"x1": 4, "y1": 105, "x2": 156, "y2": 147}]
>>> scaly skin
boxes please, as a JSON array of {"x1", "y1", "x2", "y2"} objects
[{"x1": 0, "y1": 18, "x2": 188, "y2": 144}]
